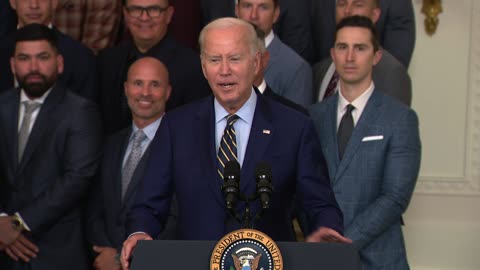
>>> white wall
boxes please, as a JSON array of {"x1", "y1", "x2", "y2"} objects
[{"x1": 405, "y1": 1, "x2": 480, "y2": 269}]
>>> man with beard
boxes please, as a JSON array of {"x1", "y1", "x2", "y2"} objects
[{"x1": 0, "y1": 24, "x2": 102, "y2": 270}]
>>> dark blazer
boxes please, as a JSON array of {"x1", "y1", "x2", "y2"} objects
[
  {"x1": 310, "y1": 0, "x2": 415, "y2": 67},
  {"x1": 0, "y1": 3, "x2": 16, "y2": 38},
  {"x1": 87, "y1": 126, "x2": 177, "y2": 252},
  {"x1": 313, "y1": 50, "x2": 412, "y2": 106},
  {"x1": 0, "y1": 85, "x2": 102, "y2": 270},
  {"x1": 0, "y1": 27, "x2": 97, "y2": 102},
  {"x1": 97, "y1": 35, "x2": 211, "y2": 134},
  {"x1": 126, "y1": 93, "x2": 343, "y2": 241},
  {"x1": 263, "y1": 85, "x2": 308, "y2": 115},
  {"x1": 309, "y1": 90, "x2": 421, "y2": 269}
]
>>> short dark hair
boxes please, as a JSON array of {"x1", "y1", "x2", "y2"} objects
[
  {"x1": 15, "y1": 23, "x2": 59, "y2": 53},
  {"x1": 335, "y1": 15, "x2": 380, "y2": 52},
  {"x1": 122, "y1": 0, "x2": 170, "y2": 6},
  {"x1": 237, "y1": 0, "x2": 279, "y2": 8}
]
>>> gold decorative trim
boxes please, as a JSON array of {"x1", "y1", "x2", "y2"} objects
[{"x1": 422, "y1": 0, "x2": 443, "y2": 35}]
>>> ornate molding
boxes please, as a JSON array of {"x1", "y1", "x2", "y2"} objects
[
  {"x1": 421, "y1": 0, "x2": 443, "y2": 36},
  {"x1": 415, "y1": 1, "x2": 480, "y2": 195}
]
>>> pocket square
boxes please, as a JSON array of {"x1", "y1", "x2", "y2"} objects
[{"x1": 362, "y1": 135, "x2": 383, "y2": 142}]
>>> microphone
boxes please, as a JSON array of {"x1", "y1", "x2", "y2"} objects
[
  {"x1": 222, "y1": 161, "x2": 240, "y2": 209},
  {"x1": 255, "y1": 162, "x2": 273, "y2": 209}
]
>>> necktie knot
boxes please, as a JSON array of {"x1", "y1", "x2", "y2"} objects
[
  {"x1": 226, "y1": 114, "x2": 239, "y2": 126},
  {"x1": 345, "y1": 104, "x2": 355, "y2": 114},
  {"x1": 131, "y1": 129, "x2": 147, "y2": 148},
  {"x1": 23, "y1": 101, "x2": 40, "y2": 115}
]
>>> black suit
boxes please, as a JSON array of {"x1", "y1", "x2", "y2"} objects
[
  {"x1": 263, "y1": 85, "x2": 308, "y2": 115},
  {"x1": 0, "y1": 27, "x2": 97, "y2": 102},
  {"x1": 0, "y1": 85, "x2": 102, "y2": 270},
  {"x1": 0, "y1": 2, "x2": 16, "y2": 38},
  {"x1": 97, "y1": 35, "x2": 211, "y2": 134},
  {"x1": 87, "y1": 126, "x2": 177, "y2": 252}
]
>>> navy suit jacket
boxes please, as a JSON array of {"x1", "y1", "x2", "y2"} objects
[
  {"x1": 87, "y1": 127, "x2": 177, "y2": 253},
  {"x1": 309, "y1": 90, "x2": 421, "y2": 269},
  {"x1": 127, "y1": 93, "x2": 343, "y2": 241},
  {"x1": 310, "y1": 0, "x2": 415, "y2": 67},
  {"x1": 0, "y1": 85, "x2": 102, "y2": 270},
  {"x1": 0, "y1": 27, "x2": 97, "y2": 102},
  {"x1": 97, "y1": 35, "x2": 211, "y2": 134}
]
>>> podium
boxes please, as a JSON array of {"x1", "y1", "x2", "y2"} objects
[{"x1": 130, "y1": 240, "x2": 361, "y2": 269}]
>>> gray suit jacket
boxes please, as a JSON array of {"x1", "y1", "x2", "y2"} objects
[
  {"x1": 265, "y1": 35, "x2": 313, "y2": 108},
  {"x1": 309, "y1": 90, "x2": 421, "y2": 269},
  {"x1": 0, "y1": 85, "x2": 102, "y2": 270},
  {"x1": 313, "y1": 49, "x2": 412, "y2": 106},
  {"x1": 311, "y1": 0, "x2": 415, "y2": 67}
]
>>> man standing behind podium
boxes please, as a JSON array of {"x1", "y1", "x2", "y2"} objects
[{"x1": 121, "y1": 17, "x2": 348, "y2": 269}]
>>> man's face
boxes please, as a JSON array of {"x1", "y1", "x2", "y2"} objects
[
  {"x1": 201, "y1": 26, "x2": 260, "y2": 113},
  {"x1": 10, "y1": 40, "x2": 64, "y2": 98},
  {"x1": 124, "y1": 58, "x2": 171, "y2": 126},
  {"x1": 10, "y1": 0, "x2": 57, "y2": 26},
  {"x1": 236, "y1": 0, "x2": 279, "y2": 35},
  {"x1": 335, "y1": 0, "x2": 380, "y2": 23},
  {"x1": 331, "y1": 26, "x2": 381, "y2": 88},
  {"x1": 123, "y1": 0, "x2": 173, "y2": 48}
]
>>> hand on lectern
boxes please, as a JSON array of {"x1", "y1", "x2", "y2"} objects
[
  {"x1": 305, "y1": 227, "x2": 352, "y2": 244},
  {"x1": 121, "y1": 232, "x2": 153, "y2": 270}
]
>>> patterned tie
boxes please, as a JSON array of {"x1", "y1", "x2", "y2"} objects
[
  {"x1": 18, "y1": 101, "x2": 41, "y2": 162},
  {"x1": 121, "y1": 129, "x2": 147, "y2": 199},
  {"x1": 217, "y1": 114, "x2": 240, "y2": 179},
  {"x1": 337, "y1": 104, "x2": 355, "y2": 160},
  {"x1": 323, "y1": 71, "x2": 339, "y2": 100}
]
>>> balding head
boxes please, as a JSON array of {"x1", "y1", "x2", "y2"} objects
[{"x1": 125, "y1": 57, "x2": 171, "y2": 129}]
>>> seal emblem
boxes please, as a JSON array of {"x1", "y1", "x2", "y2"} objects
[{"x1": 210, "y1": 229, "x2": 283, "y2": 270}]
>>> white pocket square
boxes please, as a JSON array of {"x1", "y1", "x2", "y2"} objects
[{"x1": 362, "y1": 135, "x2": 384, "y2": 142}]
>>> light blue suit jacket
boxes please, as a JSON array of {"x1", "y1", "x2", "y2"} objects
[
  {"x1": 309, "y1": 90, "x2": 421, "y2": 270},
  {"x1": 265, "y1": 35, "x2": 313, "y2": 108}
]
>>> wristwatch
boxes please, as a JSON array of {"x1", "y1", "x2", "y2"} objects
[{"x1": 11, "y1": 214, "x2": 26, "y2": 232}]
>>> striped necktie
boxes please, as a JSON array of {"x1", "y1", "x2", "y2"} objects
[{"x1": 217, "y1": 114, "x2": 240, "y2": 179}]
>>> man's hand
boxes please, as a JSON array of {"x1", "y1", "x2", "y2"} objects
[
  {"x1": 3, "y1": 234, "x2": 39, "y2": 262},
  {"x1": 121, "y1": 233, "x2": 152, "y2": 270},
  {"x1": 0, "y1": 216, "x2": 21, "y2": 246},
  {"x1": 306, "y1": 227, "x2": 353, "y2": 243},
  {"x1": 92, "y1": 246, "x2": 121, "y2": 270}
]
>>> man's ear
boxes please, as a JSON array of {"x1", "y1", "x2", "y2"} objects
[{"x1": 373, "y1": 49, "x2": 383, "y2": 66}]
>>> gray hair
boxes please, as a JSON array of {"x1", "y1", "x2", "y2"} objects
[{"x1": 198, "y1": 17, "x2": 259, "y2": 56}]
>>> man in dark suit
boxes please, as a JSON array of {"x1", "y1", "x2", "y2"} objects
[
  {"x1": 311, "y1": 0, "x2": 415, "y2": 68},
  {"x1": 0, "y1": 24, "x2": 102, "y2": 270},
  {"x1": 312, "y1": 0, "x2": 411, "y2": 106},
  {"x1": 0, "y1": 0, "x2": 97, "y2": 102},
  {"x1": 120, "y1": 18, "x2": 349, "y2": 269},
  {"x1": 98, "y1": 0, "x2": 211, "y2": 134},
  {"x1": 310, "y1": 16, "x2": 421, "y2": 269},
  {"x1": 87, "y1": 57, "x2": 176, "y2": 270},
  {"x1": 0, "y1": 1, "x2": 16, "y2": 38}
]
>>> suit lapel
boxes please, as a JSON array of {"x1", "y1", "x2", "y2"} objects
[
  {"x1": 1, "y1": 90, "x2": 21, "y2": 181},
  {"x1": 18, "y1": 85, "x2": 64, "y2": 173},
  {"x1": 335, "y1": 90, "x2": 383, "y2": 180},
  {"x1": 196, "y1": 98, "x2": 227, "y2": 207},
  {"x1": 322, "y1": 95, "x2": 341, "y2": 181},
  {"x1": 241, "y1": 95, "x2": 273, "y2": 194},
  {"x1": 114, "y1": 129, "x2": 131, "y2": 210}
]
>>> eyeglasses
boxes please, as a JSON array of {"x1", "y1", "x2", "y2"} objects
[{"x1": 125, "y1": 5, "x2": 168, "y2": 18}]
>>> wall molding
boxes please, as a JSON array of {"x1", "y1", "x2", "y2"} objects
[{"x1": 414, "y1": 0, "x2": 480, "y2": 195}]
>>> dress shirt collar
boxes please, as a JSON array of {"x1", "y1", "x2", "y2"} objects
[
  {"x1": 257, "y1": 80, "x2": 267, "y2": 94},
  {"x1": 131, "y1": 115, "x2": 163, "y2": 142},
  {"x1": 265, "y1": 30, "x2": 274, "y2": 48},
  {"x1": 214, "y1": 88, "x2": 257, "y2": 125},
  {"x1": 337, "y1": 81, "x2": 375, "y2": 127}
]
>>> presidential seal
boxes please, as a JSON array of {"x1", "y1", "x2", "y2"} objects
[{"x1": 210, "y1": 229, "x2": 283, "y2": 270}]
